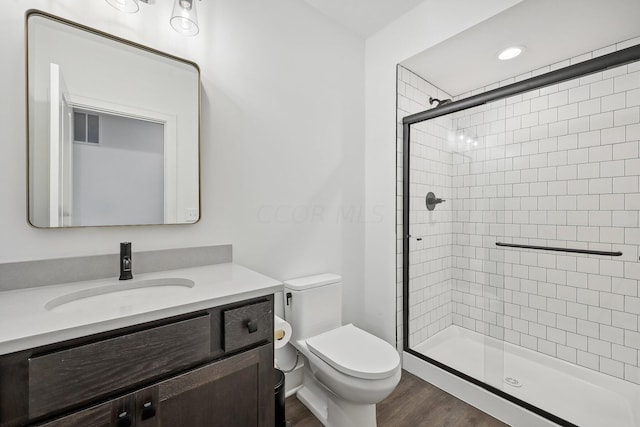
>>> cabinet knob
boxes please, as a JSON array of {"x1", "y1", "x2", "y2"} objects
[
  {"x1": 246, "y1": 320, "x2": 258, "y2": 333},
  {"x1": 141, "y1": 401, "x2": 157, "y2": 420},
  {"x1": 116, "y1": 411, "x2": 132, "y2": 427}
]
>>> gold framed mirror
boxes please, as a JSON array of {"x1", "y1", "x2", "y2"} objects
[{"x1": 27, "y1": 11, "x2": 201, "y2": 228}]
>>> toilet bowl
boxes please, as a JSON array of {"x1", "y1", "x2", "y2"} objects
[{"x1": 284, "y1": 274, "x2": 401, "y2": 427}]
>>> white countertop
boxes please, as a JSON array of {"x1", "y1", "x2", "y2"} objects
[{"x1": 0, "y1": 263, "x2": 282, "y2": 355}]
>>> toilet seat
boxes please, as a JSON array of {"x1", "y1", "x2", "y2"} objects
[{"x1": 305, "y1": 324, "x2": 400, "y2": 380}]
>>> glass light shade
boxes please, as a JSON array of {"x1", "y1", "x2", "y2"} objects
[
  {"x1": 105, "y1": 0, "x2": 139, "y2": 13},
  {"x1": 171, "y1": 0, "x2": 199, "y2": 36}
]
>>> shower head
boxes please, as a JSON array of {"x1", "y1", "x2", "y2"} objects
[{"x1": 429, "y1": 97, "x2": 452, "y2": 107}]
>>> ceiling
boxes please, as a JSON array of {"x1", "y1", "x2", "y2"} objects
[
  {"x1": 401, "y1": 0, "x2": 640, "y2": 96},
  {"x1": 302, "y1": 0, "x2": 425, "y2": 38}
]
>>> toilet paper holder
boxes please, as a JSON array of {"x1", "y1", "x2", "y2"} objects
[{"x1": 274, "y1": 315, "x2": 292, "y2": 349}]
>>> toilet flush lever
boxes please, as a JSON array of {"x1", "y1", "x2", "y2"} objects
[{"x1": 286, "y1": 292, "x2": 292, "y2": 306}]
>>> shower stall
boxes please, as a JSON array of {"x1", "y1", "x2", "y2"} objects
[{"x1": 400, "y1": 42, "x2": 640, "y2": 426}]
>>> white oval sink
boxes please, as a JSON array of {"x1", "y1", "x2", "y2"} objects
[{"x1": 45, "y1": 278, "x2": 195, "y2": 314}]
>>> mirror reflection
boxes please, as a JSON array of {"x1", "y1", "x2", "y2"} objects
[{"x1": 27, "y1": 12, "x2": 200, "y2": 227}]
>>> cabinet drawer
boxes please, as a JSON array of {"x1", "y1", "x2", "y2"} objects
[
  {"x1": 36, "y1": 395, "x2": 134, "y2": 427},
  {"x1": 223, "y1": 301, "x2": 271, "y2": 352},
  {"x1": 28, "y1": 315, "x2": 211, "y2": 420}
]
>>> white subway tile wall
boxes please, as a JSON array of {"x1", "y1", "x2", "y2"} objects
[
  {"x1": 397, "y1": 66, "x2": 453, "y2": 350},
  {"x1": 397, "y1": 38, "x2": 640, "y2": 384}
]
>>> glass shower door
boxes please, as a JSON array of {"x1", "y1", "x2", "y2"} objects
[
  {"x1": 405, "y1": 101, "x2": 508, "y2": 391},
  {"x1": 402, "y1": 45, "x2": 640, "y2": 427}
]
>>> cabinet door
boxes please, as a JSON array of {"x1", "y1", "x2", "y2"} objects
[
  {"x1": 136, "y1": 344, "x2": 274, "y2": 427},
  {"x1": 37, "y1": 395, "x2": 134, "y2": 427}
]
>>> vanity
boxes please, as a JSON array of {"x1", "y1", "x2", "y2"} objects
[
  {"x1": 10, "y1": 8, "x2": 283, "y2": 425},
  {"x1": 0, "y1": 263, "x2": 281, "y2": 427}
]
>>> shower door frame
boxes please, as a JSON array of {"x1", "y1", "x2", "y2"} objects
[{"x1": 401, "y1": 43, "x2": 640, "y2": 427}]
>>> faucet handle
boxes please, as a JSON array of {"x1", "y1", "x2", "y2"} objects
[
  {"x1": 425, "y1": 192, "x2": 446, "y2": 211},
  {"x1": 122, "y1": 256, "x2": 132, "y2": 271},
  {"x1": 119, "y1": 242, "x2": 133, "y2": 280}
]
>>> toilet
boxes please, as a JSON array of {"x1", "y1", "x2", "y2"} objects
[{"x1": 283, "y1": 274, "x2": 401, "y2": 427}]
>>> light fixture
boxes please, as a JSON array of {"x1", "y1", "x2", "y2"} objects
[
  {"x1": 498, "y1": 46, "x2": 524, "y2": 61},
  {"x1": 105, "y1": 0, "x2": 140, "y2": 13},
  {"x1": 105, "y1": 0, "x2": 201, "y2": 37},
  {"x1": 171, "y1": 0, "x2": 200, "y2": 36}
]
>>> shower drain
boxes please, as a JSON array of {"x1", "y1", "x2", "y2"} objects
[{"x1": 504, "y1": 376, "x2": 523, "y2": 387}]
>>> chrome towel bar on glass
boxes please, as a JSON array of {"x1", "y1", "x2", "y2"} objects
[{"x1": 495, "y1": 242, "x2": 622, "y2": 257}]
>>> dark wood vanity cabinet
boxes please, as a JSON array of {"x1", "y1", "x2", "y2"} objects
[
  {"x1": 137, "y1": 343, "x2": 273, "y2": 427},
  {"x1": 0, "y1": 295, "x2": 275, "y2": 427}
]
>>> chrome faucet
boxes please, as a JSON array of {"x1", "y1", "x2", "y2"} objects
[{"x1": 119, "y1": 242, "x2": 133, "y2": 280}]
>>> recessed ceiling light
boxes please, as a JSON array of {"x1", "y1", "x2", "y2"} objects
[{"x1": 498, "y1": 46, "x2": 524, "y2": 61}]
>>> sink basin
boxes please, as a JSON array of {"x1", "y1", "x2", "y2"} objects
[{"x1": 45, "y1": 278, "x2": 195, "y2": 314}]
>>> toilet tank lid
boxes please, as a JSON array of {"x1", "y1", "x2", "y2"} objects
[{"x1": 283, "y1": 273, "x2": 341, "y2": 290}]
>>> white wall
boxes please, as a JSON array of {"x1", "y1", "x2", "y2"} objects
[
  {"x1": 364, "y1": 0, "x2": 523, "y2": 344},
  {"x1": 73, "y1": 114, "x2": 165, "y2": 226},
  {"x1": 203, "y1": 0, "x2": 366, "y2": 324},
  {"x1": 0, "y1": 0, "x2": 365, "y2": 324}
]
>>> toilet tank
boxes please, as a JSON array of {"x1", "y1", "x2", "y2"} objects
[{"x1": 283, "y1": 274, "x2": 342, "y2": 342}]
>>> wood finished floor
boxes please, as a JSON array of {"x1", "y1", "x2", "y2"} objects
[{"x1": 285, "y1": 370, "x2": 508, "y2": 427}]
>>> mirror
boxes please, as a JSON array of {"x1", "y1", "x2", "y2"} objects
[{"x1": 27, "y1": 11, "x2": 200, "y2": 227}]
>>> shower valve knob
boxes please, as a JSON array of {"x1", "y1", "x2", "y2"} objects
[{"x1": 425, "y1": 192, "x2": 446, "y2": 211}]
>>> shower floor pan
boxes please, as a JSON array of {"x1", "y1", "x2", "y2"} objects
[{"x1": 412, "y1": 325, "x2": 640, "y2": 427}]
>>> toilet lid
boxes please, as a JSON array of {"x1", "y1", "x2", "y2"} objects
[{"x1": 305, "y1": 324, "x2": 400, "y2": 380}]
